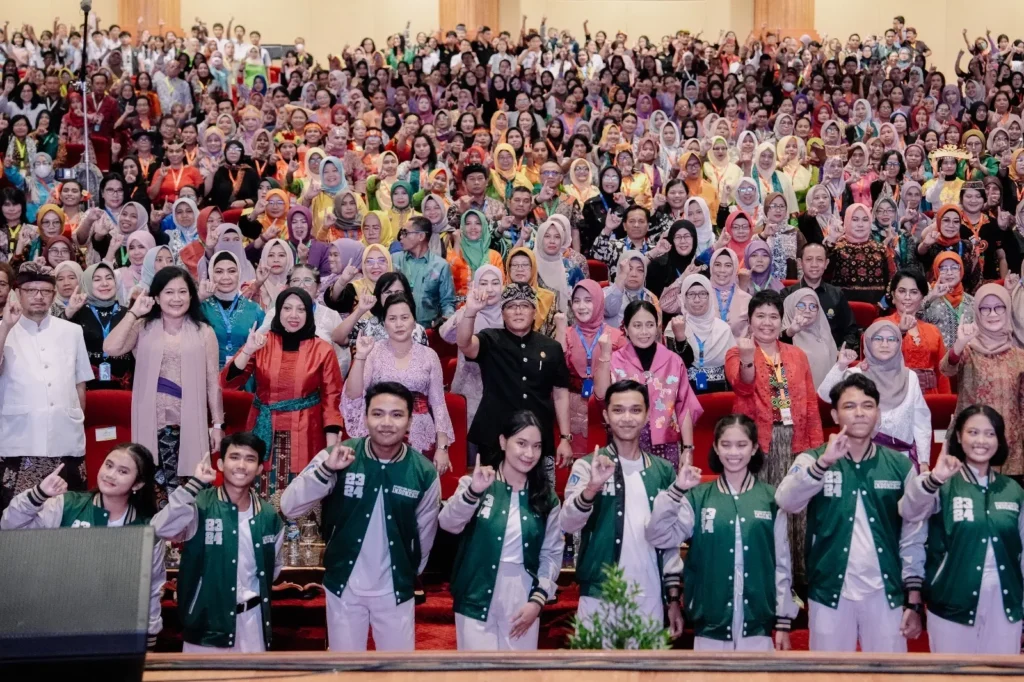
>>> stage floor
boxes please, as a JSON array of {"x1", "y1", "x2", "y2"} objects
[{"x1": 143, "y1": 651, "x2": 1024, "y2": 681}]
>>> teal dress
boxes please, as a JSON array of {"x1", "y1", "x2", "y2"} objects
[{"x1": 201, "y1": 295, "x2": 266, "y2": 391}]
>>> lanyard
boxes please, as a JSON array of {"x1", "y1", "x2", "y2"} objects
[
  {"x1": 89, "y1": 304, "x2": 119, "y2": 357},
  {"x1": 217, "y1": 295, "x2": 242, "y2": 331},
  {"x1": 693, "y1": 335, "x2": 706, "y2": 368},
  {"x1": 714, "y1": 285, "x2": 734, "y2": 322},
  {"x1": 576, "y1": 324, "x2": 604, "y2": 377}
]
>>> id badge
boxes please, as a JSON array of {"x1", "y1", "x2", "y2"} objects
[
  {"x1": 695, "y1": 369, "x2": 708, "y2": 391},
  {"x1": 780, "y1": 407, "x2": 794, "y2": 426},
  {"x1": 581, "y1": 377, "x2": 594, "y2": 398},
  {"x1": 99, "y1": 362, "x2": 112, "y2": 382}
]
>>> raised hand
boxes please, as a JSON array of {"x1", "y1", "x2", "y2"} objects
[
  {"x1": 65, "y1": 291, "x2": 88, "y2": 318},
  {"x1": 131, "y1": 294, "x2": 155, "y2": 317},
  {"x1": 920, "y1": 224, "x2": 939, "y2": 247},
  {"x1": 242, "y1": 322, "x2": 268, "y2": 355},
  {"x1": 897, "y1": 313, "x2": 918, "y2": 332},
  {"x1": 737, "y1": 267, "x2": 751, "y2": 290},
  {"x1": 787, "y1": 310, "x2": 810, "y2": 336},
  {"x1": 324, "y1": 444, "x2": 356, "y2": 472},
  {"x1": 261, "y1": 223, "x2": 281, "y2": 241},
  {"x1": 2, "y1": 293, "x2": 22, "y2": 328},
  {"x1": 255, "y1": 263, "x2": 271, "y2": 284},
  {"x1": 297, "y1": 241, "x2": 310, "y2": 264},
  {"x1": 339, "y1": 262, "x2": 360, "y2": 282},
  {"x1": 1004, "y1": 273, "x2": 1020, "y2": 292},
  {"x1": 553, "y1": 312, "x2": 567, "y2": 330},
  {"x1": 820, "y1": 426, "x2": 849, "y2": 467},
  {"x1": 836, "y1": 342, "x2": 858, "y2": 368},
  {"x1": 652, "y1": 192, "x2": 667, "y2": 211},
  {"x1": 198, "y1": 279, "x2": 216, "y2": 301},
  {"x1": 603, "y1": 210, "x2": 623, "y2": 235},
  {"x1": 39, "y1": 462, "x2": 68, "y2": 497},
  {"x1": 737, "y1": 334, "x2": 756, "y2": 364},
  {"x1": 588, "y1": 451, "x2": 616, "y2": 492},
  {"x1": 713, "y1": 229, "x2": 731, "y2": 251},
  {"x1": 354, "y1": 333, "x2": 375, "y2": 359},
  {"x1": 193, "y1": 453, "x2": 217, "y2": 484},
  {"x1": 954, "y1": 321, "x2": 978, "y2": 354},
  {"x1": 675, "y1": 464, "x2": 703, "y2": 491},
  {"x1": 598, "y1": 332, "x2": 612, "y2": 357},
  {"x1": 651, "y1": 236, "x2": 672, "y2": 258},
  {"x1": 469, "y1": 453, "x2": 496, "y2": 493},
  {"x1": 464, "y1": 286, "x2": 489, "y2": 315},
  {"x1": 930, "y1": 453, "x2": 962, "y2": 484},
  {"x1": 670, "y1": 314, "x2": 687, "y2": 342}
]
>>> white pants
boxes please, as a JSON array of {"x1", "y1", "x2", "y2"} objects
[
  {"x1": 694, "y1": 634, "x2": 773, "y2": 651},
  {"x1": 928, "y1": 572, "x2": 1023, "y2": 654},
  {"x1": 577, "y1": 594, "x2": 664, "y2": 636},
  {"x1": 326, "y1": 589, "x2": 415, "y2": 652},
  {"x1": 809, "y1": 590, "x2": 906, "y2": 653},
  {"x1": 182, "y1": 607, "x2": 265, "y2": 653},
  {"x1": 455, "y1": 562, "x2": 540, "y2": 651}
]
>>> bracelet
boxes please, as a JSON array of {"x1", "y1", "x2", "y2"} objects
[
  {"x1": 354, "y1": 354, "x2": 368, "y2": 361},
  {"x1": 597, "y1": 355, "x2": 612, "y2": 362},
  {"x1": 127, "y1": 310, "x2": 138, "y2": 318},
  {"x1": 211, "y1": 423, "x2": 224, "y2": 430}
]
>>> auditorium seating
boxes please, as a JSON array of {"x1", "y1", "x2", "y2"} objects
[
  {"x1": 222, "y1": 208, "x2": 245, "y2": 224},
  {"x1": 442, "y1": 393, "x2": 468, "y2": 496},
  {"x1": 849, "y1": 301, "x2": 879, "y2": 330},
  {"x1": 691, "y1": 392, "x2": 735, "y2": 470},
  {"x1": 925, "y1": 393, "x2": 958, "y2": 468},
  {"x1": 426, "y1": 328, "x2": 458, "y2": 366},
  {"x1": 83, "y1": 390, "x2": 134, "y2": 489},
  {"x1": 587, "y1": 259, "x2": 608, "y2": 284}
]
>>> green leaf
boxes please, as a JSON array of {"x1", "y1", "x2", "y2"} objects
[{"x1": 568, "y1": 563, "x2": 671, "y2": 650}]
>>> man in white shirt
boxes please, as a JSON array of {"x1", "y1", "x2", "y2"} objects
[
  {"x1": 154, "y1": 59, "x2": 192, "y2": 115},
  {"x1": 0, "y1": 267, "x2": 94, "y2": 510}
]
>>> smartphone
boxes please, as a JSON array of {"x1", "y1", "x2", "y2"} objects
[{"x1": 55, "y1": 168, "x2": 77, "y2": 181}]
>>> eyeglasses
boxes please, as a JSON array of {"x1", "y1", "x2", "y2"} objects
[
  {"x1": 795, "y1": 302, "x2": 819, "y2": 312},
  {"x1": 397, "y1": 229, "x2": 429, "y2": 239},
  {"x1": 509, "y1": 262, "x2": 531, "y2": 270},
  {"x1": 884, "y1": 161, "x2": 901, "y2": 168},
  {"x1": 364, "y1": 258, "x2": 388, "y2": 267},
  {"x1": 19, "y1": 287, "x2": 56, "y2": 298},
  {"x1": 540, "y1": 170, "x2": 561, "y2": 177},
  {"x1": 684, "y1": 290, "x2": 709, "y2": 300},
  {"x1": 871, "y1": 335, "x2": 900, "y2": 344},
  {"x1": 503, "y1": 302, "x2": 534, "y2": 312},
  {"x1": 104, "y1": 187, "x2": 124, "y2": 194},
  {"x1": 267, "y1": 199, "x2": 285, "y2": 207},
  {"x1": 289, "y1": 277, "x2": 316, "y2": 286},
  {"x1": 938, "y1": 264, "x2": 961, "y2": 273},
  {"x1": 979, "y1": 304, "x2": 1007, "y2": 317}
]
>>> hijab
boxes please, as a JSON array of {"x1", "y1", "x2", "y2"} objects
[
  {"x1": 320, "y1": 238, "x2": 365, "y2": 296},
  {"x1": 683, "y1": 196, "x2": 714, "y2": 252},
  {"x1": 467, "y1": 264, "x2": 505, "y2": 332},
  {"x1": 121, "y1": 230, "x2": 156, "y2": 294},
  {"x1": 51, "y1": 260, "x2": 84, "y2": 306},
  {"x1": 732, "y1": 176, "x2": 763, "y2": 221},
  {"x1": 505, "y1": 246, "x2": 555, "y2": 331},
  {"x1": 744, "y1": 239, "x2": 782, "y2": 292},
  {"x1": 597, "y1": 166, "x2": 622, "y2": 203},
  {"x1": 259, "y1": 238, "x2": 295, "y2": 306},
  {"x1": 170, "y1": 196, "x2": 199, "y2": 239},
  {"x1": 333, "y1": 189, "x2": 365, "y2": 233},
  {"x1": 934, "y1": 204, "x2": 966, "y2": 248},
  {"x1": 420, "y1": 193, "x2": 449, "y2": 256},
  {"x1": 666, "y1": 219, "x2": 698, "y2": 275},
  {"x1": 617, "y1": 249, "x2": 651, "y2": 299},
  {"x1": 458, "y1": 209, "x2": 493, "y2": 276},
  {"x1": 286, "y1": 205, "x2": 314, "y2": 246},
  {"x1": 931, "y1": 252, "x2": 965, "y2": 308},
  {"x1": 861, "y1": 319, "x2": 911, "y2": 410},
  {"x1": 352, "y1": 243, "x2": 394, "y2": 298},
  {"x1": 724, "y1": 210, "x2": 754, "y2": 268},
  {"x1": 119, "y1": 201, "x2": 148, "y2": 235},
  {"x1": 81, "y1": 262, "x2": 118, "y2": 309},
  {"x1": 318, "y1": 155, "x2": 348, "y2": 194},
  {"x1": 210, "y1": 251, "x2": 244, "y2": 301},
  {"x1": 360, "y1": 209, "x2": 396, "y2": 248},
  {"x1": 678, "y1": 274, "x2": 735, "y2": 368},
  {"x1": 211, "y1": 225, "x2": 256, "y2": 282},
  {"x1": 567, "y1": 279, "x2": 624, "y2": 377},
  {"x1": 533, "y1": 217, "x2": 571, "y2": 313},
  {"x1": 842, "y1": 203, "x2": 872, "y2": 245},
  {"x1": 139, "y1": 245, "x2": 172, "y2": 290},
  {"x1": 270, "y1": 287, "x2": 317, "y2": 351},
  {"x1": 258, "y1": 188, "x2": 290, "y2": 231},
  {"x1": 970, "y1": 284, "x2": 1014, "y2": 356},
  {"x1": 783, "y1": 288, "x2": 837, "y2": 386},
  {"x1": 566, "y1": 158, "x2": 598, "y2": 206}
]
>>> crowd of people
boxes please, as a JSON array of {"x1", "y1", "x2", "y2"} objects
[{"x1": 2, "y1": 10, "x2": 1024, "y2": 656}]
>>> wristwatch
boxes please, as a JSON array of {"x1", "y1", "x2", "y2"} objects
[
  {"x1": 560, "y1": 434, "x2": 573, "y2": 442},
  {"x1": 903, "y1": 601, "x2": 923, "y2": 615}
]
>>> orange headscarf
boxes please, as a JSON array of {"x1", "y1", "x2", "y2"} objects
[{"x1": 932, "y1": 251, "x2": 965, "y2": 309}]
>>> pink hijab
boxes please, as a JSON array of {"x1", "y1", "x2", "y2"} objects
[{"x1": 566, "y1": 279, "x2": 625, "y2": 378}]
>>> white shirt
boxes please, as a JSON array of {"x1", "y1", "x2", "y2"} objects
[
  {"x1": 619, "y1": 457, "x2": 661, "y2": 599},
  {"x1": 0, "y1": 315, "x2": 93, "y2": 458},
  {"x1": 500, "y1": 491, "x2": 525, "y2": 564},
  {"x1": 841, "y1": 490, "x2": 885, "y2": 601},
  {"x1": 236, "y1": 504, "x2": 259, "y2": 602},
  {"x1": 347, "y1": 487, "x2": 395, "y2": 597}
]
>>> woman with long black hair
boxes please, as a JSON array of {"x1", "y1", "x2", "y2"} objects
[{"x1": 439, "y1": 410, "x2": 563, "y2": 650}]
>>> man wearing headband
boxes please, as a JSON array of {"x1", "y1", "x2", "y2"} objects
[
  {"x1": 0, "y1": 265, "x2": 94, "y2": 509},
  {"x1": 458, "y1": 283, "x2": 573, "y2": 484}
]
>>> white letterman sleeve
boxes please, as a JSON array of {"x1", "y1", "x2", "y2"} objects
[
  {"x1": 438, "y1": 475, "x2": 481, "y2": 533},
  {"x1": 774, "y1": 512, "x2": 799, "y2": 629},
  {"x1": 532, "y1": 503, "x2": 566, "y2": 606},
  {"x1": 774, "y1": 452, "x2": 827, "y2": 514},
  {"x1": 280, "y1": 448, "x2": 338, "y2": 519},
  {"x1": 415, "y1": 475, "x2": 442, "y2": 574},
  {"x1": 0, "y1": 488, "x2": 65, "y2": 529},
  {"x1": 1018, "y1": 503, "x2": 1024, "y2": 587},
  {"x1": 148, "y1": 539, "x2": 166, "y2": 642},
  {"x1": 645, "y1": 483, "x2": 696, "y2": 549},
  {"x1": 899, "y1": 470, "x2": 927, "y2": 590},
  {"x1": 560, "y1": 457, "x2": 595, "y2": 533},
  {"x1": 898, "y1": 471, "x2": 942, "y2": 523},
  {"x1": 273, "y1": 527, "x2": 285, "y2": 580},
  {"x1": 150, "y1": 478, "x2": 206, "y2": 542}
]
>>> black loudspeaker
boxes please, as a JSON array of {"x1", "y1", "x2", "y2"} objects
[{"x1": 0, "y1": 526, "x2": 155, "y2": 682}]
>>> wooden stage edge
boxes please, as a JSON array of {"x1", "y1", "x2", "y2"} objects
[{"x1": 144, "y1": 651, "x2": 1024, "y2": 681}]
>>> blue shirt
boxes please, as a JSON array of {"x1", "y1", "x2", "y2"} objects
[{"x1": 391, "y1": 251, "x2": 456, "y2": 326}]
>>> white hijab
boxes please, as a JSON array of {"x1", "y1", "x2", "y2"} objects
[
  {"x1": 532, "y1": 216, "x2": 572, "y2": 313},
  {"x1": 678, "y1": 274, "x2": 736, "y2": 367}
]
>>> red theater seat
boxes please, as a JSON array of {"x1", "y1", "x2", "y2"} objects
[
  {"x1": 819, "y1": 398, "x2": 838, "y2": 439},
  {"x1": 84, "y1": 390, "x2": 134, "y2": 488},
  {"x1": 781, "y1": 279, "x2": 798, "y2": 288},
  {"x1": 693, "y1": 392, "x2": 736, "y2": 470},
  {"x1": 443, "y1": 357, "x2": 457, "y2": 389},
  {"x1": 587, "y1": 259, "x2": 609, "y2": 283},
  {"x1": 426, "y1": 328, "x2": 458, "y2": 365},
  {"x1": 222, "y1": 208, "x2": 244, "y2": 224},
  {"x1": 925, "y1": 394, "x2": 959, "y2": 468},
  {"x1": 849, "y1": 301, "x2": 879, "y2": 330},
  {"x1": 223, "y1": 390, "x2": 255, "y2": 435},
  {"x1": 443, "y1": 393, "x2": 469, "y2": 497}
]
